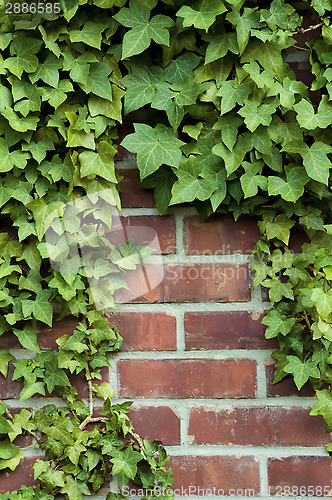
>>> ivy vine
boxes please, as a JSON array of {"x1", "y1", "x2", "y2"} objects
[{"x1": 0, "y1": 0, "x2": 332, "y2": 498}]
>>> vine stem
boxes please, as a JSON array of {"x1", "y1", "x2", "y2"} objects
[
  {"x1": 303, "y1": 310, "x2": 312, "y2": 332},
  {"x1": 291, "y1": 21, "x2": 324, "y2": 35}
]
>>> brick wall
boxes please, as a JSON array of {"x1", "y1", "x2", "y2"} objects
[{"x1": 0, "y1": 153, "x2": 331, "y2": 497}]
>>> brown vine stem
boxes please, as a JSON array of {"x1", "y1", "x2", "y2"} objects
[
  {"x1": 291, "y1": 21, "x2": 324, "y2": 35},
  {"x1": 303, "y1": 310, "x2": 312, "y2": 332},
  {"x1": 0, "y1": 398, "x2": 43, "y2": 446}
]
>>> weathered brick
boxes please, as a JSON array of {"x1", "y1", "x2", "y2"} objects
[
  {"x1": 183, "y1": 215, "x2": 260, "y2": 255},
  {"x1": 169, "y1": 455, "x2": 260, "y2": 494},
  {"x1": 114, "y1": 263, "x2": 251, "y2": 303},
  {"x1": 128, "y1": 406, "x2": 180, "y2": 445},
  {"x1": 0, "y1": 362, "x2": 24, "y2": 399},
  {"x1": 184, "y1": 311, "x2": 278, "y2": 350},
  {"x1": 107, "y1": 312, "x2": 176, "y2": 351},
  {"x1": 113, "y1": 215, "x2": 176, "y2": 254},
  {"x1": 117, "y1": 169, "x2": 155, "y2": 208},
  {"x1": 38, "y1": 316, "x2": 78, "y2": 350},
  {"x1": 0, "y1": 457, "x2": 38, "y2": 493},
  {"x1": 118, "y1": 359, "x2": 257, "y2": 398},
  {"x1": 114, "y1": 123, "x2": 136, "y2": 161},
  {"x1": 268, "y1": 457, "x2": 332, "y2": 496},
  {"x1": 188, "y1": 406, "x2": 330, "y2": 447},
  {"x1": 265, "y1": 362, "x2": 316, "y2": 397}
]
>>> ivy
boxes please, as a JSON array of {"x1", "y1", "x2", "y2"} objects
[{"x1": 0, "y1": 0, "x2": 331, "y2": 498}]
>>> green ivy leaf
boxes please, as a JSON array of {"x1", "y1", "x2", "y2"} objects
[
  {"x1": 170, "y1": 157, "x2": 215, "y2": 205},
  {"x1": 217, "y1": 81, "x2": 251, "y2": 115},
  {"x1": 114, "y1": 0, "x2": 174, "y2": 58},
  {"x1": 69, "y1": 21, "x2": 105, "y2": 49},
  {"x1": 79, "y1": 141, "x2": 117, "y2": 183},
  {"x1": 267, "y1": 167, "x2": 309, "y2": 202},
  {"x1": 284, "y1": 356, "x2": 320, "y2": 390},
  {"x1": 226, "y1": 7, "x2": 262, "y2": 54},
  {"x1": 0, "y1": 349, "x2": 15, "y2": 377},
  {"x1": 110, "y1": 448, "x2": 143, "y2": 479},
  {"x1": 262, "y1": 310, "x2": 297, "y2": 339},
  {"x1": 13, "y1": 325, "x2": 40, "y2": 353},
  {"x1": 121, "y1": 123, "x2": 184, "y2": 179},
  {"x1": 310, "y1": 389, "x2": 332, "y2": 432},
  {"x1": 177, "y1": 0, "x2": 226, "y2": 32}
]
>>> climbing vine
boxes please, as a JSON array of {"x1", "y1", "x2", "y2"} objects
[{"x1": 0, "y1": 0, "x2": 331, "y2": 498}]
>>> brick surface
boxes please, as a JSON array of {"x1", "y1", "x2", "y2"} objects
[
  {"x1": 114, "y1": 123, "x2": 136, "y2": 161},
  {"x1": 0, "y1": 362, "x2": 24, "y2": 399},
  {"x1": 183, "y1": 215, "x2": 260, "y2": 255},
  {"x1": 169, "y1": 455, "x2": 260, "y2": 494},
  {"x1": 110, "y1": 215, "x2": 176, "y2": 254},
  {"x1": 188, "y1": 406, "x2": 330, "y2": 447},
  {"x1": 114, "y1": 263, "x2": 251, "y2": 303},
  {"x1": 117, "y1": 168, "x2": 155, "y2": 208},
  {"x1": 118, "y1": 359, "x2": 257, "y2": 398},
  {"x1": 0, "y1": 457, "x2": 38, "y2": 493},
  {"x1": 128, "y1": 406, "x2": 180, "y2": 445},
  {"x1": 107, "y1": 312, "x2": 176, "y2": 351},
  {"x1": 265, "y1": 362, "x2": 316, "y2": 397},
  {"x1": 184, "y1": 311, "x2": 278, "y2": 350},
  {"x1": 268, "y1": 457, "x2": 332, "y2": 496}
]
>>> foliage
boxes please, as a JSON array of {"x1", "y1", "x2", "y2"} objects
[{"x1": 0, "y1": 0, "x2": 331, "y2": 498}]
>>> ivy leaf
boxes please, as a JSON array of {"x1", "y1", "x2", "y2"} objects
[
  {"x1": 311, "y1": 288, "x2": 332, "y2": 321},
  {"x1": 213, "y1": 115, "x2": 242, "y2": 150},
  {"x1": 69, "y1": 21, "x2": 105, "y2": 49},
  {"x1": 212, "y1": 135, "x2": 250, "y2": 175},
  {"x1": 140, "y1": 165, "x2": 177, "y2": 214},
  {"x1": 226, "y1": 7, "x2": 262, "y2": 54},
  {"x1": 267, "y1": 167, "x2": 308, "y2": 202},
  {"x1": 20, "y1": 382, "x2": 45, "y2": 401},
  {"x1": 33, "y1": 290, "x2": 53, "y2": 327},
  {"x1": 29, "y1": 54, "x2": 62, "y2": 89},
  {"x1": 283, "y1": 141, "x2": 332, "y2": 186},
  {"x1": 262, "y1": 214, "x2": 295, "y2": 245},
  {"x1": 3, "y1": 35, "x2": 42, "y2": 78},
  {"x1": 293, "y1": 98, "x2": 332, "y2": 129},
  {"x1": 238, "y1": 100, "x2": 276, "y2": 132},
  {"x1": 284, "y1": 356, "x2": 320, "y2": 390},
  {"x1": 310, "y1": 390, "x2": 332, "y2": 432},
  {"x1": 13, "y1": 325, "x2": 40, "y2": 353},
  {"x1": 0, "y1": 350, "x2": 15, "y2": 378},
  {"x1": 0, "y1": 439, "x2": 21, "y2": 460},
  {"x1": 0, "y1": 138, "x2": 30, "y2": 172},
  {"x1": 44, "y1": 361, "x2": 71, "y2": 393},
  {"x1": 217, "y1": 81, "x2": 251, "y2": 115},
  {"x1": 241, "y1": 40, "x2": 283, "y2": 80},
  {"x1": 0, "y1": 85, "x2": 13, "y2": 112},
  {"x1": 110, "y1": 448, "x2": 143, "y2": 479},
  {"x1": 170, "y1": 157, "x2": 215, "y2": 205},
  {"x1": 114, "y1": 0, "x2": 174, "y2": 58},
  {"x1": 27, "y1": 199, "x2": 63, "y2": 241},
  {"x1": 262, "y1": 277, "x2": 294, "y2": 303},
  {"x1": 240, "y1": 160, "x2": 267, "y2": 198},
  {"x1": 79, "y1": 141, "x2": 117, "y2": 183},
  {"x1": 177, "y1": 0, "x2": 226, "y2": 32},
  {"x1": 80, "y1": 62, "x2": 112, "y2": 101},
  {"x1": 262, "y1": 310, "x2": 296, "y2": 339},
  {"x1": 121, "y1": 123, "x2": 184, "y2": 179}
]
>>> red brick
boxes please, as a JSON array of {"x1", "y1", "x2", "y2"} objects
[
  {"x1": 183, "y1": 215, "x2": 260, "y2": 255},
  {"x1": 188, "y1": 406, "x2": 330, "y2": 447},
  {"x1": 184, "y1": 311, "x2": 278, "y2": 350},
  {"x1": 268, "y1": 457, "x2": 332, "y2": 496},
  {"x1": 0, "y1": 457, "x2": 38, "y2": 493},
  {"x1": 107, "y1": 312, "x2": 176, "y2": 351},
  {"x1": 0, "y1": 362, "x2": 24, "y2": 399},
  {"x1": 169, "y1": 455, "x2": 260, "y2": 494},
  {"x1": 265, "y1": 363, "x2": 316, "y2": 397},
  {"x1": 117, "y1": 169, "x2": 155, "y2": 208},
  {"x1": 114, "y1": 123, "x2": 136, "y2": 161},
  {"x1": 107, "y1": 215, "x2": 175, "y2": 254},
  {"x1": 128, "y1": 406, "x2": 180, "y2": 445},
  {"x1": 118, "y1": 359, "x2": 257, "y2": 398},
  {"x1": 114, "y1": 263, "x2": 251, "y2": 303},
  {"x1": 38, "y1": 316, "x2": 78, "y2": 350}
]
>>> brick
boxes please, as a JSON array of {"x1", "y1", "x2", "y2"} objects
[
  {"x1": 188, "y1": 406, "x2": 330, "y2": 447},
  {"x1": 118, "y1": 359, "x2": 257, "y2": 398},
  {"x1": 265, "y1": 362, "x2": 316, "y2": 397},
  {"x1": 0, "y1": 457, "x2": 38, "y2": 493},
  {"x1": 117, "y1": 168, "x2": 155, "y2": 208},
  {"x1": 114, "y1": 263, "x2": 251, "y2": 303},
  {"x1": 0, "y1": 362, "x2": 24, "y2": 399},
  {"x1": 184, "y1": 311, "x2": 278, "y2": 350},
  {"x1": 107, "y1": 312, "x2": 176, "y2": 351},
  {"x1": 114, "y1": 123, "x2": 136, "y2": 161},
  {"x1": 268, "y1": 457, "x2": 332, "y2": 496},
  {"x1": 38, "y1": 316, "x2": 78, "y2": 350},
  {"x1": 169, "y1": 455, "x2": 260, "y2": 494},
  {"x1": 112, "y1": 215, "x2": 176, "y2": 254},
  {"x1": 128, "y1": 406, "x2": 180, "y2": 445},
  {"x1": 183, "y1": 215, "x2": 260, "y2": 255}
]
